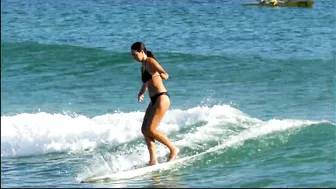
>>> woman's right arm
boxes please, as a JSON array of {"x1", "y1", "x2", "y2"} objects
[
  {"x1": 138, "y1": 83, "x2": 147, "y2": 102},
  {"x1": 139, "y1": 82, "x2": 147, "y2": 95},
  {"x1": 138, "y1": 67, "x2": 147, "y2": 102}
]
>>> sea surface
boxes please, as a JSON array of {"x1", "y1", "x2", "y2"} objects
[{"x1": 1, "y1": 0, "x2": 335, "y2": 188}]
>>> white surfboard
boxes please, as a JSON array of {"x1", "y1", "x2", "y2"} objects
[
  {"x1": 80, "y1": 155, "x2": 197, "y2": 183},
  {"x1": 79, "y1": 143, "x2": 223, "y2": 183}
]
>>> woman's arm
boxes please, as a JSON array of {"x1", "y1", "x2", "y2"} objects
[
  {"x1": 147, "y1": 57, "x2": 169, "y2": 80},
  {"x1": 139, "y1": 82, "x2": 147, "y2": 95},
  {"x1": 138, "y1": 67, "x2": 147, "y2": 102},
  {"x1": 138, "y1": 82, "x2": 147, "y2": 102}
]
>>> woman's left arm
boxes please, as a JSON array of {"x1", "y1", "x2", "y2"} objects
[{"x1": 148, "y1": 58, "x2": 169, "y2": 80}]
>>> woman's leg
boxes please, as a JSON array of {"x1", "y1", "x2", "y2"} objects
[
  {"x1": 143, "y1": 95, "x2": 179, "y2": 162},
  {"x1": 141, "y1": 103, "x2": 157, "y2": 165}
]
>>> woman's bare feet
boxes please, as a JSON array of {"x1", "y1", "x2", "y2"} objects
[{"x1": 167, "y1": 147, "x2": 179, "y2": 162}]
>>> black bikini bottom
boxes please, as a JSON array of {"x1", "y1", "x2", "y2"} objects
[{"x1": 150, "y1": 92, "x2": 170, "y2": 105}]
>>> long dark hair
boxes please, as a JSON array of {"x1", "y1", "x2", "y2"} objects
[{"x1": 131, "y1": 42, "x2": 155, "y2": 59}]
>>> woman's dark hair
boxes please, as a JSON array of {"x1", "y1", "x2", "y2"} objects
[{"x1": 131, "y1": 42, "x2": 155, "y2": 59}]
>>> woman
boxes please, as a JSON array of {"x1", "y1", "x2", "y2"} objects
[{"x1": 131, "y1": 42, "x2": 179, "y2": 165}]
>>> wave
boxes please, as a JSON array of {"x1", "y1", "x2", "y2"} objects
[
  {"x1": 2, "y1": 41, "x2": 334, "y2": 66},
  {"x1": 2, "y1": 41, "x2": 334, "y2": 88},
  {"x1": 75, "y1": 105, "x2": 333, "y2": 180},
  {"x1": 1, "y1": 104, "x2": 332, "y2": 158},
  {"x1": 2, "y1": 41, "x2": 334, "y2": 90}
]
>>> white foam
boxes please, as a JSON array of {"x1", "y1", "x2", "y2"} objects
[
  {"x1": 1, "y1": 111, "x2": 144, "y2": 157},
  {"x1": 1, "y1": 105, "x2": 247, "y2": 157},
  {"x1": 207, "y1": 119, "x2": 319, "y2": 154}
]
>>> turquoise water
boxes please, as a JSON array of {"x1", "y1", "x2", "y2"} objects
[{"x1": 1, "y1": 0, "x2": 335, "y2": 187}]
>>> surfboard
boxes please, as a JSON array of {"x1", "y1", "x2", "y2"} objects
[
  {"x1": 80, "y1": 155, "x2": 197, "y2": 183},
  {"x1": 79, "y1": 143, "x2": 224, "y2": 183}
]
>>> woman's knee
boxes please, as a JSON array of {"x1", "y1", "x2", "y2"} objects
[
  {"x1": 141, "y1": 122, "x2": 154, "y2": 136},
  {"x1": 141, "y1": 126, "x2": 148, "y2": 136},
  {"x1": 142, "y1": 127, "x2": 156, "y2": 137},
  {"x1": 141, "y1": 119, "x2": 147, "y2": 135}
]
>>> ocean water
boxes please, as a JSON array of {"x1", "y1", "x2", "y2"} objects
[{"x1": 1, "y1": 0, "x2": 335, "y2": 187}]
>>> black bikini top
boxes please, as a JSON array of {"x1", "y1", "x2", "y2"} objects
[{"x1": 141, "y1": 62, "x2": 152, "y2": 83}]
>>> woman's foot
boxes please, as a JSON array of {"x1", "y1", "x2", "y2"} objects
[
  {"x1": 148, "y1": 160, "x2": 157, "y2": 166},
  {"x1": 167, "y1": 147, "x2": 179, "y2": 162}
]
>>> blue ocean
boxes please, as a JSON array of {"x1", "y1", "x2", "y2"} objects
[{"x1": 1, "y1": 0, "x2": 335, "y2": 187}]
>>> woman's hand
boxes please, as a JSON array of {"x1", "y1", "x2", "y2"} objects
[
  {"x1": 160, "y1": 73, "x2": 169, "y2": 80},
  {"x1": 138, "y1": 93, "x2": 144, "y2": 102}
]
